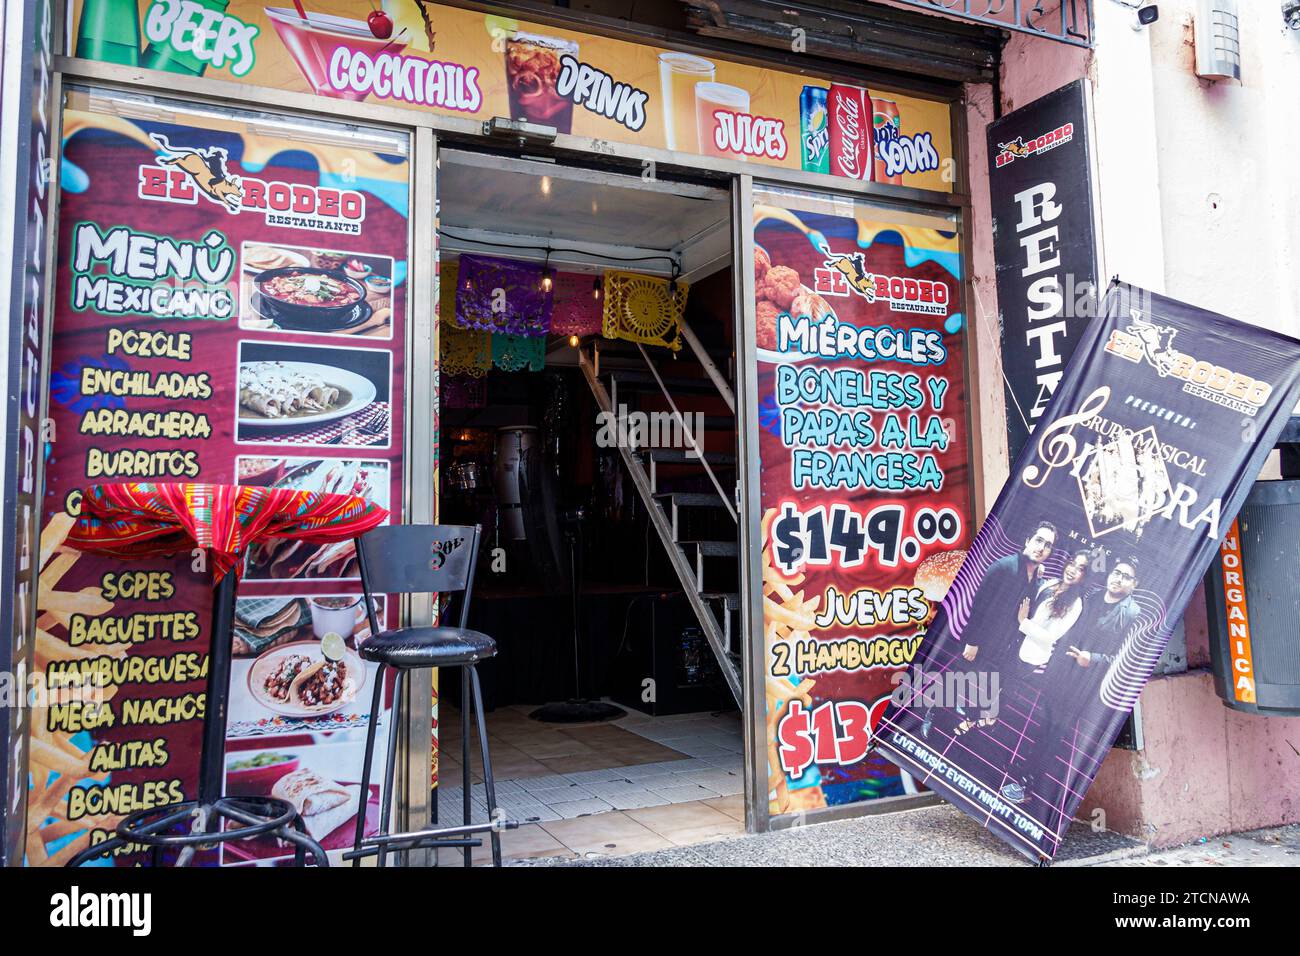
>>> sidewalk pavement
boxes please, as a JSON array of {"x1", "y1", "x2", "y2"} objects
[{"x1": 517, "y1": 803, "x2": 1300, "y2": 867}]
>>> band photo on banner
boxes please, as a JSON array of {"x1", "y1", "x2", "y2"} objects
[{"x1": 875, "y1": 281, "x2": 1300, "y2": 862}]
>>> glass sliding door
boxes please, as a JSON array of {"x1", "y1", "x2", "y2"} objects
[{"x1": 736, "y1": 179, "x2": 972, "y2": 828}]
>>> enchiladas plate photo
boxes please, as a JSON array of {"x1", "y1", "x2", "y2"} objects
[{"x1": 237, "y1": 360, "x2": 377, "y2": 428}]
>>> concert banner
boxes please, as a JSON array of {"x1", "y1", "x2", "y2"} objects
[
  {"x1": 988, "y1": 80, "x2": 1099, "y2": 461},
  {"x1": 29, "y1": 90, "x2": 409, "y2": 865},
  {"x1": 875, "y1": 281, "x2": 1300, "y2": 861},
  {"x1": 751, "y1": 186, "x2": 974, "y2": 817}
]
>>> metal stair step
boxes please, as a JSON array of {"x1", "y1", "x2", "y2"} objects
[
  {"x1": 699, "y1": 591, "x2": 741, "y2": 609},
  {"x1": 654, "y1": 491, "x2": 727, "y2": 508},
  {"x1": 683, "y1": 539, "x2": 738, "y2": 557},
  {"x1": 644, "y1": 449, "x2": 736, "y2": 464},
  {"x1": 602, "y1": 370, "x2": 722, "y2": 394},
  {"x1": 610, "y1": 409, "x2": 732, "y2": 430}
]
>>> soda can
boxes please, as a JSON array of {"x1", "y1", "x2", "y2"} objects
[
  {"x1": 799, "y1": 85, "x2": 830, "y2": 175},
  {"x1": 828, "y1": 84, "x2": 872, "y2": 181},
  {"x1": 872, "y1": 96, "x2": 903, "y2": 185}
]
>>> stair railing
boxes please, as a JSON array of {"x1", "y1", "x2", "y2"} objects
[{"x1": 634, "y1": 341, "x2": 737, "y2": 523}]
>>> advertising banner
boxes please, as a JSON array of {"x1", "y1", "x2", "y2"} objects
[
  {"x1": 988, "y1": 80, "x2": 1098, "y2": 461},
  {"x1": 66, "y1": 0, "x2": 955, "y2": 191},
  {"x1": 875, "y1": 281, "x2": 1300, "y2": 861},
  {"x1": 29, "y1": 90, "x2": 409, "y2": 865},
  {"x1": 0, "y1": 0, "x2": 55, "y2": 866},
  {"x1": 750, "y1": 185, "x2": 973, "y2": 816}
]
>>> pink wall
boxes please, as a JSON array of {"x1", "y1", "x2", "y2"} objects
[{"x1": 1082, "y1": 672, "x2": 1300, "y2": 845}]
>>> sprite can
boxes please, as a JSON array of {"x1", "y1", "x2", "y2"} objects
[{"x1": 800, "y1": 85, "x2": 830, "y2": 174}]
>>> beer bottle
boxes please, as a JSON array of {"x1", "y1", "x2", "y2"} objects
[
  {"x1": 140, "y1": 0, "x2": 231, "y2": 76},
  {"x1": 74, "y1": 0, "x2": 142, "y2": 66}
]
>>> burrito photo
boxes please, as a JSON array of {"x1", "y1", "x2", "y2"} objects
[{"x1": 271, "y1": 767, "x2": 361, "y2": 842}]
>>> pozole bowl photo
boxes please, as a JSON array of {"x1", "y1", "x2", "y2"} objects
[{"x1": 253, "y1": 266, "x2": 371, "y2": 331}]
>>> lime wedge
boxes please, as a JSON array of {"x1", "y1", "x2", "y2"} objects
[
  {"x1": 484, "y1": 14, "x2": 518, "y2": 39},
  {"x1": 321, "y1": 632, "x2": 346, "y2": 663}
]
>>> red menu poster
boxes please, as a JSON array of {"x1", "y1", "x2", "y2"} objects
[
  {"x1": 751, "y1": 188, "x2": 973, "y2": 817},
  {"x1": 30, "y1": 90, "x2": 409, "y2": 865}
]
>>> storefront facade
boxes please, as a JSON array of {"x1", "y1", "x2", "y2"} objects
[
  {"x1": 10, "y1": 0, "x2": 1001, "y2": 864},
  {"x1": 5, "y1": 0, "x2": 1297, "y2": 866}
]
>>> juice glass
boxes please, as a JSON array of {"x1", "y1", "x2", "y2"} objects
[
  {"x1": 694, "y1": 82, "x2": 750, "y2": 160},
  {"x1": 657, "y1": 52, "x2": 714, "y2": 152}
]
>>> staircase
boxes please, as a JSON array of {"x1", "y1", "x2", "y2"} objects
[{"x1": 576, "y1": 328, "x2": 743, "y2": 704}]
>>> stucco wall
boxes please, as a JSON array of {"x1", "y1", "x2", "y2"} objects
[{"x1": 1147, "y1": 0, "x2": 1300, "y2": 337}]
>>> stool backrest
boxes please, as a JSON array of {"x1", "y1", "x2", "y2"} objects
[{"x1": 355, "y1": 524, "x2": 481, "y2": 632}]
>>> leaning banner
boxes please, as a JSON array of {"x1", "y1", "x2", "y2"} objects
[{"x1": 874, "y1": 281, "x2": 1300, "y2": 861}]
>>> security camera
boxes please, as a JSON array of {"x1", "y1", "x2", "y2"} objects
[{"x1": 1126, "y1": 2, "x2": 1159, "y2": 30}]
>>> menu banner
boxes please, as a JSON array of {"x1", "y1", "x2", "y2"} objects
[
  {"x1": 988, "y1": 80, "x2": 1099, "y2": 461},
  {"x1": 67, "y1": 0, "x2": 956, "y2": 191},
  {"x1": 750, "y1": 187, "x2": 973, "y2": 817},
  {"x1": 875, "y1": 282, "x2": 1300, "y2": 861},
  {"x1": 30, "y1": 90, "x2": 409, "y2": 865}
]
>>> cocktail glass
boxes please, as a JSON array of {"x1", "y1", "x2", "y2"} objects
[
  {"x1": 504, "y1": 32, "x2": 578, "y2": 134},
  {"x1": 265, "y1": 7, "x2": 409, "y2": 101}
]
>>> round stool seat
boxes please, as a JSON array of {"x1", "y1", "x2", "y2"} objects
[{"x1": 359, "y1": 626, "x2": 498, "y2": 668}]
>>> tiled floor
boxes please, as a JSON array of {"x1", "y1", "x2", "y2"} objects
[{"x1": 434, "y1": 703, "x2": 747, "y2": 864}]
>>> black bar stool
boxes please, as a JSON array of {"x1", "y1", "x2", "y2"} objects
[{"x1": 346, "y1": 524, "x2": 516, "y2": 867}]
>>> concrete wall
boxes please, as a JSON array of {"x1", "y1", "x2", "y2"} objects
[{"x1": 962, "y1": 0, "x2": 1300, "y2": 846}]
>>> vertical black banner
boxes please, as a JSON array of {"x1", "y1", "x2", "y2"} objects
[{"x1": 989, "y1": 80, "x2": 1098, "y2": 462}]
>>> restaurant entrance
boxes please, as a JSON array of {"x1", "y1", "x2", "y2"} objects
[
  {"x1": 431, "y1": 146, "x2": 751, "y2": 859},
  {"x1": 24, "y1": 0, "x2": 979, "y2": 867}
]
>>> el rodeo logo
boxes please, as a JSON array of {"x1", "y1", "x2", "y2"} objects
[
  {"x1": 138, "y1": 135, "x2": 367, "y2": 234},
  {"x1": 1105, "y1": 311, "x2": 1273, "y2": 415},
  {"x1": 995, "y1": 122, "x2": 1074, "y2": 168},
  {"x1": 814, "y1": 250, "x2": 948, "y2": 316}
]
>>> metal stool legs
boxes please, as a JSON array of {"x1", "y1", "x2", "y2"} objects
[
  {"x1": 457, "y1": 664, "x2": 501, "y2": 866},
  {"x1": 353, "y1": 665, "x2": 403, "y2": 868},
  {"x1": 461, "y1": 667, "x2": 472, "y2": 867},
  {"x1": 467, "y1": 665, "x2": 502, "y2": 867},
  {"x1": 350, "y1": 661, "x2": 507, "y2": 867},
  {"x1": 377, "y1": 669, "x2": 406, "y2": 867},
  {"x1": 352, "y1": 663, "x2": 388, "y2": 867}
]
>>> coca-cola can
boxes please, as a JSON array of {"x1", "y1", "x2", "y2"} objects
[{"x1": 828, "y1": 83, "x2": 872, "y2": 181}]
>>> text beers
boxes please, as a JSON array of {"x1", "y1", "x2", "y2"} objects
[{"x1": 828, "y1": 84, "x2": 872, "y2": 181}]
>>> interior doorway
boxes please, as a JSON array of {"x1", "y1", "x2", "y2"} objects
[{"x1": 433, "y1": 148, "x2": 748, "y2": 862}]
